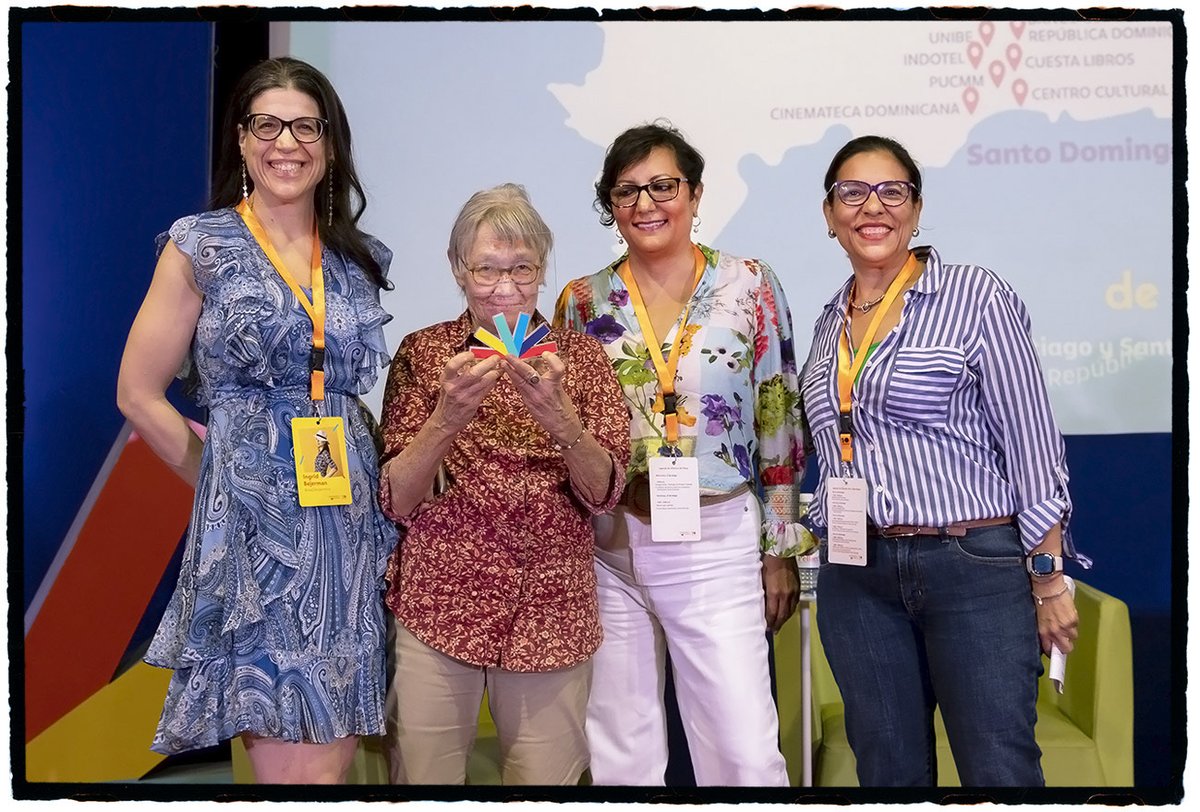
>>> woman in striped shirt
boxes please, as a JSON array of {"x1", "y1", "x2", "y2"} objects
[{"x1": 800, "y1": 135, "x2": 1088, "y2": 787}]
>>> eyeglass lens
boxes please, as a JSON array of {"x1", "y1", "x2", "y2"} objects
[
  {"x1": 834, "y1": 181, "x2": 912, "y2": 207},
  {"x1": 469, "y1": 264, "x2": 540, "y2": 284},
  {"x1": 610, "y1": 178, "x2": 683, "y2": 207},
  {"x1": 246, "y1": 114, "x2": 326, "y2": 143}
]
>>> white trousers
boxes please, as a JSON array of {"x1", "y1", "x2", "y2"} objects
[{"x1": 586, "y1": 491, "x2": 790, "y2": 786}]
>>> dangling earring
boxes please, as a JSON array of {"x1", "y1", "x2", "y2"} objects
[
  {"x1": 241, "y1": 158, "x2": 250, "y2": 204},
  {"x1": 326, "y1": 164, "x2": 334, "y2": 227},
  {"x1": 692, "y1": 214, "x2": 701, "y2": 234},
  {"x1": 827, "y1": 228, "x2": 836, "y2": 239},
  {"x1": 615, "y1": 226, "x2": 624, "y2": 245},
  {"x1": 912, "y1": 226, "x2": 920, "y2": 238}
]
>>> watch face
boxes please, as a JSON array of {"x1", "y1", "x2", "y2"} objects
[{"x1": 1030, "y1": 554, "x2": 1055, "y2": 575}]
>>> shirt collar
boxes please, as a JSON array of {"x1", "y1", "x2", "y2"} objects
[{"x1": 822, "y1": 245, "x2": 943, "y2": 312}]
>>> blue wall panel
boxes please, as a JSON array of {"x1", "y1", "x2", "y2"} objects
[{"x1": 20, "y1": 22, "x2": 213, "y2": 609}]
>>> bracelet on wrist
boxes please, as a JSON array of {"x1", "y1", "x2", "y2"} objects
[
  {"x1": 1033, "y1": 582, "x2": 1071, "y2": 606},
  {"x1": 554, "y1": 425, "x2": 587, "y2": 452}
]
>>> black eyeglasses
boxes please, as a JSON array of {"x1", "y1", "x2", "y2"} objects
[
  {"x1": 609, "y1": 178, "x2": 688, "y2": 208},
  {"x1": 465, "y1": 263, "x2": 541, "y2": 286},
  {"x1": 828, "y1": 180, "x2": 916, "y2": 207},
  {"x1": 242, "y1": 113, "x2": 328, "y2": 144}
]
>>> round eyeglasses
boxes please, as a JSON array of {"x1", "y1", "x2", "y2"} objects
[
  {"x1": 828, "y1": 180, "x2": 916, "y2": 207},
  {"x1": 609, "y1": 177, "x2": 688, "y2": 208},
  {"x1": 465, "y1": 263, "x2": 541, "y2": 286},
  {"x1": 242, "y1": 113, "x2": 328, "y2": 144}
]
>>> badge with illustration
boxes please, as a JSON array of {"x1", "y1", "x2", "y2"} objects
[{"x1": 291, "y1": 416, "x2": 353, "y2": 506}]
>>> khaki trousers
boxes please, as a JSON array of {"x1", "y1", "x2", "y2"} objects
[{"x1": 384, "y1": 620, "x2": 592, "y2": 785}]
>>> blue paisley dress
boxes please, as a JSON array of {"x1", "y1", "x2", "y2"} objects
[{"x1": 145, "y1": 209, "x2": 399, "y2": 755}]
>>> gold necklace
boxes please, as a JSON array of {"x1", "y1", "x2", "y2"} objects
[{"x1": 850, "y1": 283, "x2": 886, "y2": 314}]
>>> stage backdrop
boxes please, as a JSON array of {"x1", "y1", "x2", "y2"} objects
[
  {"x1": 281, "y1": 18, "x2": 1173, "y2": 435},
  {"x1": 14, "y1": 14, "x2": 1178, "y2": 790}
]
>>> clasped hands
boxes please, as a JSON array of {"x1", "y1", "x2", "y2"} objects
[{"x1": 438, "y1": 349, "x2": 580, "y2": 443}]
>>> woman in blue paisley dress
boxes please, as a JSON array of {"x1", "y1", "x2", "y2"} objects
[{"x1": 117, "y1": 57, "x2": 398, "y2": 783}]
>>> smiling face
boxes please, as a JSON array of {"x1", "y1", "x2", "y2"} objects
[
  {"x1": 612, "y1": 146, "x2": 703, "y2": 261},
  {"x1": 238, "y1": 86, "x2": 329, "y2": 211},
  {"x1": 824, "y1": 149, "x2": 923, "y2": 275},
  {"x1": 459, "y1": 222, "x2": 544, "y2": 331}
]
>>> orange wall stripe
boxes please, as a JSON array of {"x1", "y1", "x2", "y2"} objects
[{"x1": 24, "y1": 431, "x2": 193, "y2": 741}]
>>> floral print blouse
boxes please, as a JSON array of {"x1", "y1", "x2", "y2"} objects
[
  {"x1": 554, "y1": 244, "x2": 809, "y2": 557},
  {"x1": 379, "y1": 312, "x2": 631, "y2": 671}
]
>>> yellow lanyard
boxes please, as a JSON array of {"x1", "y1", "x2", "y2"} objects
[
  {"x1": 236, "y1": 200, "x2": 327, "y2": 402},
  {"x1": 616, "y1": 245, "x2": 706, "y2": 446},
  {"x1": 835, "y1": 251, "x2": 918, "y2": 467}
]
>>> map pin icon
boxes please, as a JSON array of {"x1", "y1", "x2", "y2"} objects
[
  {"x1": 1007, "y1": 43, "x2": 1022, "y2": 70},
  {"x1": 1012, "y1": 78, "x2": 1029, "y2": 106},
  {"x1": 1011, "y1": 21, "x2": 1026, "y2": 39},
  {"x1": 963, "y1": 86, "x2": 980, "y2": 114},
  {"x1": 979, "y1": 21, "x2": 995, "y2": 46},
  {"x1": 989, "y1": 60, "x2": 1006, "y2": 87},
  {"x1": 967, "y1": 41, "x2": 984, "y2": 69}
]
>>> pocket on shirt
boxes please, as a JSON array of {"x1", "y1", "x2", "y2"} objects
[
  {"x1": 884, "y1": 346, "x2": 965, "y2": 428},
  {"x1": 800, "y1": 350, "x2": 838, "y2": 436}
]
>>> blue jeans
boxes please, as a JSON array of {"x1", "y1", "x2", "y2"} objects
[{"x1": 816, "y1": 524, "x2": 1044, "y2": 787}]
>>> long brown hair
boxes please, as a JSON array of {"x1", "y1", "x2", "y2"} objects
[{"x1": 210, "y1": 57, "x2": 389, "y2": 289}]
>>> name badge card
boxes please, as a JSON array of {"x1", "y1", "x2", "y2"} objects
[
  {"x1": 648, "y1": 456, "x2": 702, "y2": 542},
  {"x1": 292, "y1": 417, "x2": 353, "y2": 507},
  {"x1": 826, "y1": 476, "x2": 868, "y2": 566}
]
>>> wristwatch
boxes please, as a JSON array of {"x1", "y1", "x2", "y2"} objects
[{"x1": 1026, "y1": 552, "x2": 1064, "y2": 576}]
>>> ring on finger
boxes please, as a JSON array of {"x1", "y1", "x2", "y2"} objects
[{"x1": 527, "y1": 373, "x2": 540, "y2": 386}]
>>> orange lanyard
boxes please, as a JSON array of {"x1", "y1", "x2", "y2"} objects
[
  {"x1": 616, "y1": 245, "x2": 706, "y2": 446},
  {"x1": 236, "y1": 200, "x2": 327, "y2": 402},
  {"x1": 835, "y1": 251, "x2": 918, "y2": 468}
]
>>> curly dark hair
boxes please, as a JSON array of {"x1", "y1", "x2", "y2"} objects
[{"x1": 594, "y1": 120, "x2": 705, "y2": 228}]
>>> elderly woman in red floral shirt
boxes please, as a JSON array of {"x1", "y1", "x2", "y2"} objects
[{"x1": 377, "y1": 183, "x2": 630, "y2": 786}]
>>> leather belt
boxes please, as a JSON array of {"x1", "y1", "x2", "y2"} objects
[
  {"x1": 868, "y1": 516, "x2": 1014, "y2": 538},
  {"x1": 621, "y1": 475, "x2": 750, "y2": 518}
]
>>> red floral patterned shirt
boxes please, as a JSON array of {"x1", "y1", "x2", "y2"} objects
[{"x1": 379, "y1": 312, "x2": 630, "y2": 671}]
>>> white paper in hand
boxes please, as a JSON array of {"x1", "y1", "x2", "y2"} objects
[{"x1": 1048, "y1": 575, "x2": 1077, "y2": 693}]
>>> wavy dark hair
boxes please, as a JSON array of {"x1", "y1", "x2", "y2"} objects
[
  {"x1": 822, "y1": 135, "x2": 923, "y2": 205},
  {"x1": 594, "y1": 120, "x2": 705, "y2": 228},
  {"x1": 210, "y1": 57, "x2": 390, "y2": 289}
]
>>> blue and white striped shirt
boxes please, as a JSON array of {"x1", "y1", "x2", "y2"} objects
[{"x1": 801, "y1": 247, "x2": 1088, "y2": 564}]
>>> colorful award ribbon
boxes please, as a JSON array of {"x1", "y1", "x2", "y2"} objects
[{"x1": 472, "y1": 313, "x2": 557, "y2": 359}]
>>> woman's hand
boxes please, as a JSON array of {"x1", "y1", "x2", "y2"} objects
[
  {"x1": 117, "y1": 241, "x2": 205, "y2": 486},
  {"x1": 501, "y1": 350, "x2": 617, "y2": 507},
  {"x1": 436, "y1": 351, "x2": 502, "y2": 431},
  {"x1": 1033, "y1": 575, "x2": 1079, "y2": 655},
  {"x1": 501, "y1": 352, "x2": 581, "y2": 443},
  {"x1": 762, "y1": 554, "x2": 800, "y2": 633}
]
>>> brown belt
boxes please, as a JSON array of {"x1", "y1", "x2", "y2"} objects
[
  {"x1": 868, "y1": 516, "x2": 1014, "y2": 538},
  {"x1": 621, "y1": 476, "x2": 751, "y2": 518}
]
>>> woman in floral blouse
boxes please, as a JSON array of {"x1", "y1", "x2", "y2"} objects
[
  {"x1": 554, "y1": 122, "x2": 809, "y2": 786},
  {"x1": 378, "y1": 183, "x2": 630, "y2": 785}
]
